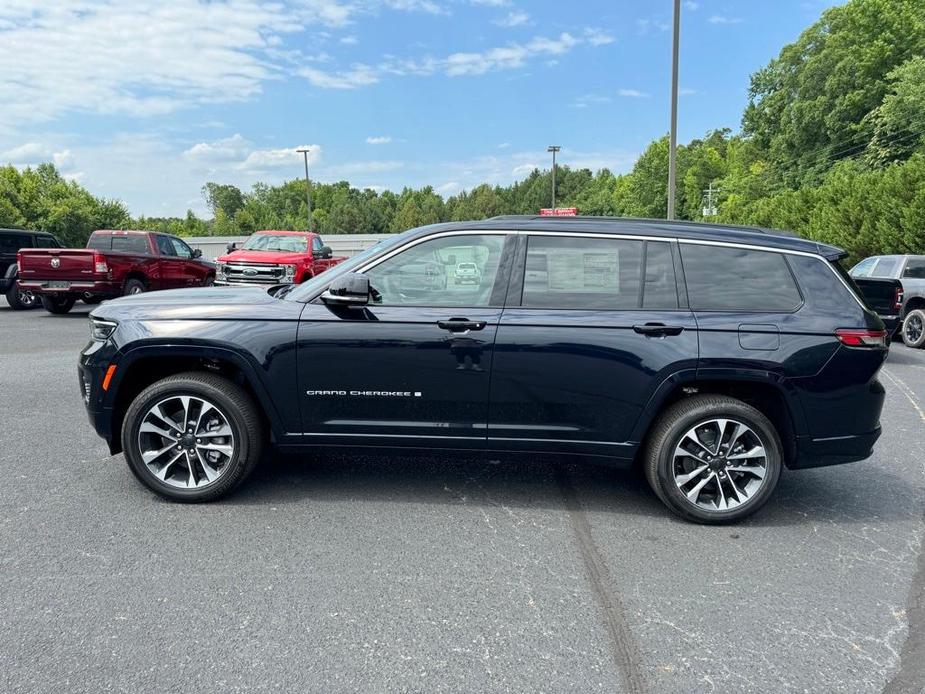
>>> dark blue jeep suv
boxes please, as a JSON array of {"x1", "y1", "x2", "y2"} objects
[{"x1": 79, "y1": 216, "x2": 887, "y2": 523}]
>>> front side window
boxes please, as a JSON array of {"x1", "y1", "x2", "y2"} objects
[
  {"x1": 170, "y1": 237, "x2": 193, "y2": 259},
  {"x1": 903, "y1": 259, "x2": 925, "y2": 279},
  {"x1": 681, "y1": 244, "x2": 802, "y2": 312},
  {"x1": 365, "y1": 234, "x2": 506, "y2": 307},
  {"x1": 521, "y1": 236, "x2": 648, "y2": 309},
  {"x1": 312, "y1": 236, "x2": 324, "y2": 252}
]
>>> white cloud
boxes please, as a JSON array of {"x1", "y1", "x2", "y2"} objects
[
  {"x1": 708, "y1": 15, "x2": 744, "y2": 24},
  {"x1": 571, "y1": 93, "x2": 612, "y2": 108},
  {"x1": 183, "y1": 134, "x2": 251, "y2": 163},
  {"x1": 680, "y1": 87, "x2": 698, "y2": 96},
  {"x1": 240, "y1": 144, "x2": 322, "y2": 172},
  {"x1": 1, "y1": 141, "x2": 80, "y2": 176},
  {"x1": 383, "y1": 0, "x2": 446, "y2": 14},
  {"x1": 583, "y1": 28, "x2": 614, "y2": 46},
  {"x1": 684, "y1": 1, "x2": 699, "y2": 9},
  {"x1": 637, "y1": 17, "x2": 670, "y2": 34},
  {"x1": 366, "y1": 135, "x2": 392, "y2": 144},
  {"x1": 298, "y1": 64, "x2": 380, "y2": 89},
  {"x1": 497, "y1": 142, "x2": 511, "y2": 149},
  {"x1": 444, "y1": 32, "x2": 578, "y2": 76},
  {"x1": 469, "y1": 0, "x2": 509, "y2": 6},
  {"x1": 325, "y1": 160, "x2": 405, "y2": 177},
  {"x1": 493, "y1": 10, "x2": 529, "y2": 27},
  {"x1": 340, "y1": 35, "x2": 359, "y2": 45},
  {"x1": 436, "y1": 181, "x2": 461, "y2": 195},
  {"x1": 618, "y1": 88, "x2": 650, "y2": 98}
]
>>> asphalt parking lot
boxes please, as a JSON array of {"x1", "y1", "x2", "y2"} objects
[{"x1": 1, "y1": 303, "x2": 923, "y2": 693}]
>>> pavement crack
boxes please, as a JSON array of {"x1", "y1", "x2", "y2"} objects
[{"x1": 555, "y1": 465, "x2": 647, "y2": 694}]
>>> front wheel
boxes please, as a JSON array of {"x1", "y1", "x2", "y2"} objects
[
  {"x1": 902, "y1": 309, "x2": 925, "y2": 348},
  {"x1": 644, "y1": 395, "x2": 783, "y2": 524},
  {"x1": 40, "y1": 294, "x2": 76, "y2": 314},
  {"x1": 121, "y1": 372, "x2": 264, "y2": 501},
  {"x1": 6, "y1": 284, "x2": 39, "y2": 310}
]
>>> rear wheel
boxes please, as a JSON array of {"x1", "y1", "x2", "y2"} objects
[
  {"x1": 123, "y1": 279, "x2": 145, "y2": 296},
  {"x1": 121, "y1": 372, "x2": 264, "y2": 502},
  {"x1": 902, "y1": 309, "x2": 925, "y2": 348},
  {"x1": 40, "y1": 294, "x2": 76, "y2": 314},
  {"x1": 6, "y1": 285, "x2": 38, "y2": 310},
  {"x1": 644, "y1": 395, "x2": 783, "y2": 524}
]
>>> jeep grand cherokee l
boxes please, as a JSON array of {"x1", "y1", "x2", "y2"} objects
[{"x1": 78, "y1": 216, "x2": 887, "y2": 523}]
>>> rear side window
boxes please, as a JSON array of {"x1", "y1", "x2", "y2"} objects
[
  {"x1": 871, "y1": 257, "x2": 899, "y2": 277},
  {"x1": 903, "y1": 259, "x2": 925, "y2": 279},
  {"x1": 33, "y1": 236, "x2": 59, "y2": 248},
  {"x1": 521, "y1": 237, "x2": 678, "y2": 310},
  {"x1": 0, "y1": 233, "x2": 33, "y2": 252},
  {"x1": 111, "y1": 235, "x2": 150, "y2": 253},
  {"x1": 681, "y1": 244, "x2": 802, "y2": 312}
]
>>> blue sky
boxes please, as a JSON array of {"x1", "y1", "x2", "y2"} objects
[{"x1": 0, "y1": 0, "x2": 838, "y2": 217}]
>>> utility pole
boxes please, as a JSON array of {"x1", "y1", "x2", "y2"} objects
[
  {"x1": 547, "y1": 145, "x2": 561, "y2": 210},
  {"x1": 296, "y1": 147, "x2": 312, "y2": 230},
  {"x1": 667, "y1": 0, "x2": 681, "y2": 220},
  {"x1": 702, "y1": 182, "x2": 719, "y2": 217}
]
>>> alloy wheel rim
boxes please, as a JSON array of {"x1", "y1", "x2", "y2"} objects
[
  {"x1": 671, "y1": 417, "x2": 769, "y2": 512},
  {"x1": 906, "y1": 315, "x2": 923, "y2": 343},
  {"x1": 137, "y1": 395, "x2": 235, "y2": 489}
]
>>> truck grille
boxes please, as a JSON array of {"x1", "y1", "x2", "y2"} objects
[{"x1": 221, "y1": 263, "x2": 285, "y2": 285}]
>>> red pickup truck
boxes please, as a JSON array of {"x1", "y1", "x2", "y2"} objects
[
  {"x1": 18, "y1": 230, "x2": 215, "y2": 314},
  {"x1": 215, "y1": 230, "x2": 346, "y2": 286}
]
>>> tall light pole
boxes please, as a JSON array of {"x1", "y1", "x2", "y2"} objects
[
  {"x1": 547, "y1": 145, "x2": 561, "y2": 209},
  {"x1": 296, "y1": 147, "x2": 312, "y2": 230},
  {"x1": 667, "y1": 0, "x2": 681, "y2": 220}
]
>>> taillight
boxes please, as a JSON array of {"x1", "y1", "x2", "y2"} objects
[
  {"x1": 93, "y1": 251, "x2": 108, "y2": 274},
  {"x1": 835, "y1": 328, "x2": 888, "y2": 348},
  {"x1": 893, "y1": 286, "x2": 904, "y2": 311}
]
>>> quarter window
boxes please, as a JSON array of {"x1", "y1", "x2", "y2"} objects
[
  {"x1": 522, "y1": 236, "x2": 676, "y2": 310},
  {"x1": 681, "y1": 244, "x2": 802, "y2": 312},
  {"x1": 365, "y1": 234, "x2": 506, "y2": 307}
]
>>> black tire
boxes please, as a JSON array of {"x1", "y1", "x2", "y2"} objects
[
  {"x1": 902, "y1": 309, "x2": 925, "y2": 348},
  {"x1": 123, "y1": 278, "x2": 145, "y2": 296},
  {"x1": 644, "y1": 395, "x2": 783, "y2": 524},
  {"x1": 40, "y1": 294, "x2": 76, "y2": 314},
  {"x1": 121, "y1": 372, "x2": 264, "y2": 502},
  {"x1": 202, "y1": 274, "x2": 215, "y2": 287},
  {"x1": 5, "y1": 284, "x2": 38, "y2": 310}
]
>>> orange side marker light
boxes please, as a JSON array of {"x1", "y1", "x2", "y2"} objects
[{"x1": 102, "y1": 365, "x2": 117, "y2": 391}]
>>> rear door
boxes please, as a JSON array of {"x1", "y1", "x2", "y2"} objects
[{"x1": 488, "y1": 233, "x2": 698, "y2": 458}]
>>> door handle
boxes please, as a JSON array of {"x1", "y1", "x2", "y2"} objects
[
  {"x1": 437, "y1": 318, "x2": 487, "y2": 332},
  {"x1": 633, "y1": 323, "x2": 684, "y2": 337}
]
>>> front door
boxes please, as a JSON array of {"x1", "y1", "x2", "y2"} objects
[
  {"x1": 297, "y1": 232, "x2": 514, "y2": 449},
  {"x1": 488, "y1": 234, "x2": 699, "y2": 458}
]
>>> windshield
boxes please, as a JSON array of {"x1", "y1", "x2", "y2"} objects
[
  {"x1": 242, "y1": 233, "x2": 307, "y2": 253},
  {"x1": 284, "y1": 232, "x2": 408, "y2": 302}
]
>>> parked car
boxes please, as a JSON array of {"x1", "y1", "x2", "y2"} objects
[
  {"x1": 454, "y1": 262, "x2": 481, "y2": 285},
  {"x1": 215, "y1": 230, "x2": 345, "y2": 286},
  {"x1": 850, "y1": 254, "x2": 925, "y2": 347},
  {"x1": 80, "y1": 216, "x2": 887, "y2": 523},
  {"x1": 18, "y1": 230, "x2": 215, "y2": 314},
  {"x1": 0, "y1": 228, "x2": 61, "y2": 310}
]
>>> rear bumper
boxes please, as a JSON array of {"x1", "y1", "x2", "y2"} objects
[
  {"x1": 792, "y1": 426, "x2": 882, "y2": 469},
  {"x1": 19, "y1": 278, "x2": 122, "y2": 296}
]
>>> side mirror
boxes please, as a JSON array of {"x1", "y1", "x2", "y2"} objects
[
  {"x1": 226, "y1": 242, "x2": 238, "y2": 253},
  {"x1": 321, "y1": 272, "x2": 371, "y2": 307},
  {"x1": 192, "y1": 248, "x2": 203, "y2": 259},
  {"x1": 319, "y1": 245, "x2": 333, "y2": 259}
]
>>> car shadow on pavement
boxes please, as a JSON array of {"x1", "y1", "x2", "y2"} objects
[{"x1": 217, "y1": 451, "x2": 919, "y2": 528}]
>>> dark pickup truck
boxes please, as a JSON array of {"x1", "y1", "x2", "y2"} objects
[
  {"x1": 18, "y1": 230, "x2": 215, "y2": 314},
  {"x1": 851, "y1": 276, "x2": 903, "y2": 337},
  {"x1": 1, "y1": 228, "x2": 62, "y2": 310}
]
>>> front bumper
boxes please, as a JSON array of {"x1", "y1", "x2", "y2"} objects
[{"x1": 79, "y1": 338, "x2": 122, "y2": 454}]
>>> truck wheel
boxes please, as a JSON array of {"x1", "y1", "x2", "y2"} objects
[
  {"x1": 121, "y1": 372, "x2": 264, "y2": 502},
  {"x1": 202, "y1": 275, "x2": 215, "y2": 287},
  {"x1": 40, "y1": 294, "x2": 76, "y2": 314},
  {"x1": 123, "y1": 279, "x2": 145, "y2": 296},
  {"x1": 902, "y1": 309, "x2": 925, "y2": 348},
  {"x1": 6, "y1": 285, "x2": 38, "y2": 310},
  {"x1": 644, "y1": 395, "x2": 782, "y2": 524}
]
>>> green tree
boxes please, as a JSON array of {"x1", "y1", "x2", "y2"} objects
[{"x1": 202, "y1": 182, "x2": 245, "y2": 219}]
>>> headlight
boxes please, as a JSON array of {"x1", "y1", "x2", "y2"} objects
[
  {"x1": 282, "y1": 264, "x2": 296, "y2": 280},
  {"x1": 90, "y1": 317, "x2": 118, "y2": 342}
]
